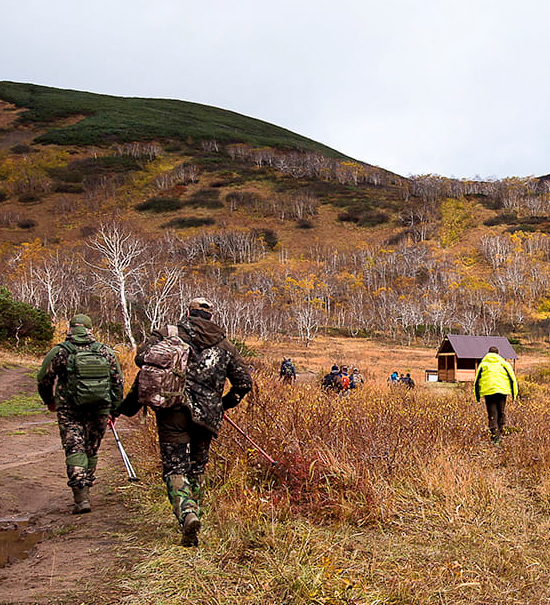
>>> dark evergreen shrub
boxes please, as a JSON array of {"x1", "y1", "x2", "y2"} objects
[
  {"x1": 187, "y1": 188, "x2": 223, "y2": 208},
  {"x1": 338, "y1": 211, "x2": 360, "y2": 223},
  {"x1": 296, "y1": 219, "x2": 314, "y2": 229},
  {"x1": 70, "y1": 156, "x2": 141, "y2": 176},
  {"x1": 135, "y1": 197, "x2": 184, "y2": 213},
  {"x1": 359, "y1": 211, "x2": 388, "y2": 227},
  {"x1": 0, "y1": 191, "x2": 7, "y2": 202},
  {"x1": 80, "y1": 225, "x2": 98, "y2": 238},
  {"x1": 10, "y1": 144, "x2": 33, "y2": 154},
  {"x1": 54, "y1": 183, "x2": 84, "y2": 194},
  {"x1": 46, "y1": 165, "x2": 84, "y2": 183},
  {"x1": 17, "y1": 219, "x2": 36, "y2": 229},
  {"x1": 161, "y1": 217, "x2": 216, "y2": 229},
  {"x1": 484, "y1": 212, "x2": 517, "y2": 226},
  {"x1": 18, "y1": 194, "x2": 40, "y2": 204},
  {"x1": 0, "y1": 287, "x2": 54, "y2": 349},
  {"x1": 252, "y1": 228, "x2": 278, "y2": 249}
]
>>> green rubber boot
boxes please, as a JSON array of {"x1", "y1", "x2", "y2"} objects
[{"x1": 71, "y1": 486, "x2": 91, "y2": 514}]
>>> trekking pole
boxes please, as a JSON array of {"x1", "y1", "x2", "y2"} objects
[
  {"x1": 108, "y1": 419, "x2": 139, "y2": 482},
  {"x1": 223, "y1": 414, "x2": 277, "y2": 465}
]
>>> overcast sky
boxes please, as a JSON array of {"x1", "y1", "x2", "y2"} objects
[{"x1": 3, "y1": 0, "x2": 549, "y2": 179}]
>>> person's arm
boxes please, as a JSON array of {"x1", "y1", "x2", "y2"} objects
[
  {"x1": 473, "y1": 365, "x2": 483, "y2": 402},
  {"x1": 221, "y1": 343, "x2": 253, "y2": 410},
  {"x1": 37, "y1": 346, "x2": 61, "y2": 411},
  {"x1": 106, "y1": 347, "x2": 124, "y2": 409},
  {"x1": 503, "y1": 360, "x2": 519, "y2": 400},
  {"x1": 112, "y1": 372, "x2": 143, "y2": 418}
]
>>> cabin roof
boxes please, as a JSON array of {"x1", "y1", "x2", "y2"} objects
[{"x1": 436, "y1": 334, "x2": 518, "y2": 360}]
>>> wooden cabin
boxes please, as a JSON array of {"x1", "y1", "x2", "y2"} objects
[{"x1": 435, "y1": 334, "x2": 518, "y2": 382}]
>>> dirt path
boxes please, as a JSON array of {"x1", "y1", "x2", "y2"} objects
[{"x1": 0, "y1": 366, "x2": 142, "y2": 605}]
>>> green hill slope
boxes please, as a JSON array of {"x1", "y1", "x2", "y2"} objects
[{"x1": 0, "y1": 81, "x2": 348, "y2": 155}]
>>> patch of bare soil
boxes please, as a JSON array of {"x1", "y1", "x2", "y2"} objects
[{"x1": 0, "y1": 366, "x2": 143, "y2": 605}]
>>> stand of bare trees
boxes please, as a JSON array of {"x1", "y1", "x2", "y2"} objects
[{"x1": 4, "y1": 218, "x2": 550, "y2": 347}]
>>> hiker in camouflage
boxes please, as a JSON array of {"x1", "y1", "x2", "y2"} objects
[
  {"x1": 120, "y1": 297, "x2": 253, "y2": 547},
  {"x1": 37, "y1": 314, "x2": 124, "y2": 514}
]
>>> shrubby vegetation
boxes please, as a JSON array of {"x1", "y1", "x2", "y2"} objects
[
  {"x1": 115, "y1": 370, "x2": 550, "y2": 604},
  {"x1": 161, "y1": 216, "x2": 216, "y2": 229},
  {"x1": 0, "y1": 286, "x2": 53, "y2": 348},
  {"x1": 135, "y1": 197, "x2": 184, "y2": 213},
  {"x1": 0, "y1": 81, "x2": 345, "y2": 155}
]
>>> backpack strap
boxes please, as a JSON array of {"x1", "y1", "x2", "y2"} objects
[{"x1": 58, "y1": 341, "x2": 76, "y2": 353}]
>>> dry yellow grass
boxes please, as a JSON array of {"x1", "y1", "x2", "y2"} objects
[
  {"x1": 114, "y1": 359, "x2": 550, "y2": 604},
  {"x1": 7, "y1": 330, "x2": 550, "y2": 603}
]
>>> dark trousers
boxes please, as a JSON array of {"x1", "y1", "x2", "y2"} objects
[
  {"x1": 155, "y1": 406, "x2": 212, "y2": 480},
  {"x1": 484, "y1": 393, "x2": 507, "y2": 440},
  {"x1": 155, "y1": 407, "x2": 213, "y2": 522}
]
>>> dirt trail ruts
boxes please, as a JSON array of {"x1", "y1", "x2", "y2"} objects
[{"x1": 0, "y1": 366, "x2": 143, "y2": 605}]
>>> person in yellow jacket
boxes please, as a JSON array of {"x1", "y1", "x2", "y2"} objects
[{"x1": 473, "y1": 346, "x2": 518, "y2": 444}]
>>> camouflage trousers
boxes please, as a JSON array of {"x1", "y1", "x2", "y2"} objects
[
  {"x1": 57, "y1": 405, "x2": 110, "y2": 489},
  {"x1": 156, "y1": 407, "x2": 213, "y2": 525}
]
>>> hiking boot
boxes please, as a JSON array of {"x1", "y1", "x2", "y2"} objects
[
  {"x1": 180, "y1": 512, "x2": 200, "y2": 547},
  {"x1": 71, "y1": 486, "x2": 91, "y2": 514}
]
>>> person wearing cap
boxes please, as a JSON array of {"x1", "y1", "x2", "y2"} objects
[
  {"x1": 37, "y1": 314, "x2": 124, "y2": 513},
  {"x1": 321, "y1": 364, "x2": 341, "y2": 391},
  {"x1": 121, "y1": 297, "x2": 252, "y2": 546},
  {"x1": 473, "y1": 346, "x2": 518, "y2": 444}
]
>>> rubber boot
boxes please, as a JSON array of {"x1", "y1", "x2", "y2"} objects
[
  {"x1": 71, "y1": 486, "x2": 91, "y2": 514},
  {"x1": 181, "y1": 512, "x2": 201, "y2": 547},
  {"x1": 165, "y1": 474, "x2": 200, "y2": 546}
]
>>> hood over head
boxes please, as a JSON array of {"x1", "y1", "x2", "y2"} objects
[{"x1": 179, "y1": 315, "x2": 225, "y2": 350}]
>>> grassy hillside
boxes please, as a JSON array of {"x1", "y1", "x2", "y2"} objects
[
  {"x1": 0, "y1": 81, "x2": 349, "y2": 154},
  {"x1": 0, "y1": 81, "x2": 407, "y2": 253},
  {"x1": 2, "y1": 82, "x2": 550, "y2": 347}
]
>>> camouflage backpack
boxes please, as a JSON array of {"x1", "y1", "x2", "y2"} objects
[
  {"x1": 59, "y1": 341, "x2": 112, "y2": 406},
  {"x1": 137, "y1": 325, "x2": 190, "y2": 410}
]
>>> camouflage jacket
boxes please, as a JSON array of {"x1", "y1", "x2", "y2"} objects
[
  {"x1": 134, "y1": 316, "x2": 253, "y2": 435},
  {"x1": 37, "y1": 328, "x2": 124, "y2": 414}
]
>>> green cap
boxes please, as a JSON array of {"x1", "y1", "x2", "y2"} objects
[{"x1": 69, "y1": 314, "x2": 93, "y2": 328}]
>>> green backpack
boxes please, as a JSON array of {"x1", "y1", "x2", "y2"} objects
[{"x1": 59, "y1": 341, "x2": 112, "y2": 406}]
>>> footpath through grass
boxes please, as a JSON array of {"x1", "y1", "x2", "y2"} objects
[{"x1": 113, "y1": 371, "x2": 550, "y2": 605}]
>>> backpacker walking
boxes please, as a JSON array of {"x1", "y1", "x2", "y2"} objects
[
  {"x1": 473, "y1": 346, "x2": 518, "y2": 444},
  {"x1": 116, "y1": 297, "x2": 252, "y2": 547},
  {"x1": 37, "y1": 314, "x2": 123, "y2": 514},
  {"x1": 279, "y1": 357, "x2": 296, "y2": 385}
]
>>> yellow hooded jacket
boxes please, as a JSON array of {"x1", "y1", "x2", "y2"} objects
[{"x1": 473, "y1": 352, "x2": 518, "y2": 402}]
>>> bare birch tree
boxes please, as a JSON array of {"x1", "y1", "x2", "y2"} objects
[{"x1": 85, "y1": 222, "x2": 148, "y2": 349}]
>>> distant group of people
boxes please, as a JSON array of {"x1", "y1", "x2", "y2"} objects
[
  {"x1": 321, "y1": 364, "x2": 364, "y2": 393},
  {"x1": 388, "y1": 371, "x2": 415, "y2": 389}
]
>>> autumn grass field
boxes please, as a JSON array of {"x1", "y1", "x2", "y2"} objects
[
  {"x1": 5, "y1": 332, "x2": 550, "y2": 603},
  {"x1": 110, "y1": 347, "x2": 550, "y2": 605}
]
